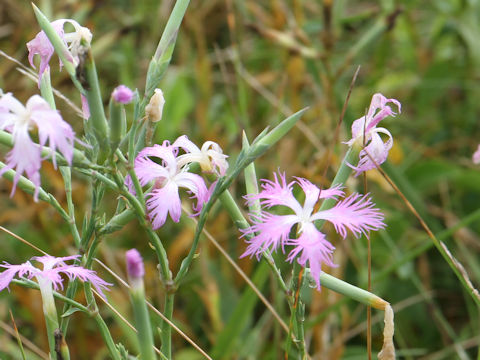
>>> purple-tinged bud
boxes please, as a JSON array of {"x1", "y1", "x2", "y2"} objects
[
  {"x1": 112, "y1": 85, "x2": 134, "y2": 104},
  {"x1": 126, "y1": 249, "x2": 144, "y2": 282}
]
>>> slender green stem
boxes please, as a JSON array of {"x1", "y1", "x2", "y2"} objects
[
  {"x1": 316, "y1": 146, "x2": 360, "y2": 219},
  {"x1": 111, "y1": 171, "x2": 171, "y2": 282},
  {"x1": 83, "y1": 282, "x2": 121, "y2": 360},
  {"x1": 161, "y1": 294, "x2": 175, "y2": 359},
  {"x1": 218, "y1": 190, "x2": 288, "y2": 292},
  {"x1": 11, "y1": 279, "x2": 89, "y2": 313},
  {"x1": 38, "y1": 279, "x2": 61, "y2": 360},
  {"x1": 285, "y1": 262, "x2": 306, "y2": 356},
  {"x1": 130, "y1": 284, "x2": 156, "y2": 360},
  {"x1": 319, "y1": 272, "x2": 388, "y2": 310},
  {"x1": 60, "y1": 167, "x2": 82, "y2": 248},
  {"x1": 39, "y1": 68, "x2": 55, "y2": 108},
  {"x1": 83, "y1": 47, "x2": 109, "y2": 162}
]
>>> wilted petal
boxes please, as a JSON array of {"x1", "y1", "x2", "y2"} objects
[
  {"x1": 345, "y1": 93, "x2": 401, "y2": 175},
  {"x1": 145, "y1": 88, "x2": 165, "y2": 122},
  {"x1": 354, "y1": 129, "x2": 393, "y2": 175},
  {"x1": 174, "y1": 135, "x2": 229, "y2": 176},
  {"x1": 27, "y1": 20, "x2": 67, "y2": 81}
]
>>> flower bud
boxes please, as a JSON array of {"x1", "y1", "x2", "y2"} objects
[
  {"x1": 112, "y1": 85, "x2": 134, "y2": 104},
  {"x1": 126, "y1": 249, "x2": 145, "y2": 283},
  {"x1": 145, "y1": 88, "x2": 165, "y2": 122}
]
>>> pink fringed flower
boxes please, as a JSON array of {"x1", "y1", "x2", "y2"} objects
[
  {"x1": 0, "y1": 255, "x2": 111, "y2": 298},
  {"x1": 27, "y1": 19, "x2": 92, "y2": 82},
  {"x1": 344, "y1": 93, "x2": 401, "y2": 176},
  {"x1": 0, "y1": 92, "x2": 75, "y2": 200},
  {"x1": 131, "y1": 141, "x2": 210, "y2": 229},
  {"x1": 241, "y1": 172, "x2": 385, "y2": 289}
]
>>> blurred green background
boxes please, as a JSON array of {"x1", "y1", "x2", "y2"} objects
[{"x1": 1, "y1": 0, "x2": 480, "y2": 359}]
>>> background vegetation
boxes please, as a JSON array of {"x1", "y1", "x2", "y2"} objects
[{"x1": 1, "y1": 0, "x2": 480, "y2": 359}]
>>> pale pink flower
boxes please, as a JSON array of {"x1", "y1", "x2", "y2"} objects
[
  {"x1": 0, "y1": 92, "x2": 75, "y2": 200},
  {"x1": 112, "y1": 85, "x2": 134, "y2": 104},
  {"x1": 473, "y1": 145, "x2": 480, "y2": 164},
  {"x1": 344, "y1": 93, "x2": 401, "y2": 176},
  {"x1": 0, "y1": 255, "x2": 111, "y2": 298},
  {"x1": 241, "y1": 172, "x2": 385, "y2": 289},
  {"x1": 27, "y1": 19, "x2": 92, "y2": 82},
  {"x1": 131, "y1": 141, "x2": 210, "y2": 229},
  {"x1": 173, "y1": 135, "x2": 229, "y2": 176}
]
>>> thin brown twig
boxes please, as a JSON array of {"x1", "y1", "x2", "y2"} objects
[
  {"x1": 237, "y1": 64, "x2": 323, "y2": 152},
  {"x1": 0, "y1": 226, "x2": 48, "y2": 255},
  {"x1": 363, "y1": 150, "x2": 480, "y2": 305},
  {"x1": 321, "y1": 65, "x2": 361, "y2": 184},
  {"x1": 0, "y1": 317, "x2": 49, "y2": 359}
]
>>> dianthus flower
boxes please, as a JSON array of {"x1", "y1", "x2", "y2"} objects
[
  {"x1": 0, "y1": 255, "x2": 111, "y2": 298},
  {"x1": 0, "y1": 92, "x2": 75, "y2": 200},
  {"x1": 173, "y1": 135, "x2": 229, "y2": 176},
  {"x1": 131, "y1": 141, "x2": 210, "y2": 229},
  {"x1": 344, "y1": 93, "x2": 401, "y2": 176},
  {"x1": 241, "y1": 172, "x2": 385, "y2": 289},
  {"x1": 27, "y1": 19, "x2": 92, "y2": 82}
]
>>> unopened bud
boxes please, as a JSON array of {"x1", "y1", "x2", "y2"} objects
[
  {"x1": 145, "y1": 88, "x2": 165, "y2": 122},
  {"x1": 126, "y1": 249, "x2": 144, "y2": 288},
  {"x1": 112, "y1": 85, "x2": 134, "y2": 104}
]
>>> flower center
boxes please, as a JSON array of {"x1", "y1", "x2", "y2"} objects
[{"x1": 17, "y1": 109, "x2": 32, "y2": 128}]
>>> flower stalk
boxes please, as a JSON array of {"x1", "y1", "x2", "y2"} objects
[{"x1": 126, "y1": 250, "x2": 156, "y2": 360}]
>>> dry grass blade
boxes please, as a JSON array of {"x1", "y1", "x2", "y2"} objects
[
  {"x1": 0, "y1": 226, "x2": 48, "y2": 255},
  {"x1": 363, "y1": 150, "x2": 480, "y2": 306},
  {"x1": 0, "y1": 318, "x2": 48, "y2": 359},
  {"x1": 237, "y1": 63, "x2": 323, "y2": 152}
]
